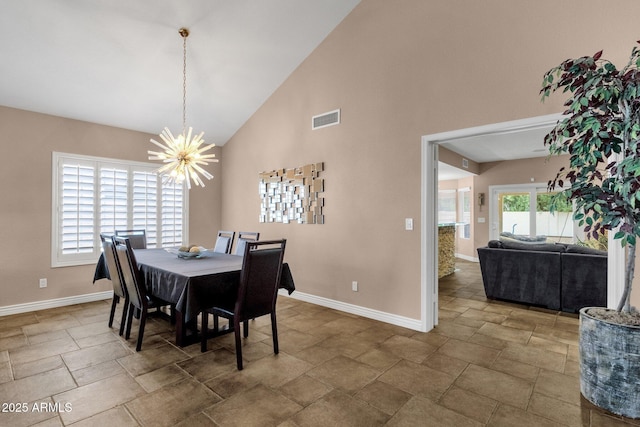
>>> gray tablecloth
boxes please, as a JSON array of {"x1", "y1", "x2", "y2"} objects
[{"x1": 94, "y1": 248, "x2": 295, "y2": 322}]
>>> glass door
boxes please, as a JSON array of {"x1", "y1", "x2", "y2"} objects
[
  {"x1": 491, "y1": 185, "x2": 575, "y2": 241},
  {"x1": 498, "y1": 192, "x2": 531, "y2": 236}
]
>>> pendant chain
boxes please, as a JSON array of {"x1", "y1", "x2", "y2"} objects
[{"x1": 182, "y1": 33, "x2": 187, "y2": 137}]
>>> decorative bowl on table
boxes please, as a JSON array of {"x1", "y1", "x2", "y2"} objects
[{"x1": 173, "y1": 245, "x2": 207, "y2": 259}]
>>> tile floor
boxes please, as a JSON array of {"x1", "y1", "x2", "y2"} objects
[{"x1": 0, "y1": 260, "x2": 638, "y2": 426}]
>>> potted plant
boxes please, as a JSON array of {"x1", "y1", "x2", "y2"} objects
[{"x1": 541, "y1": 42, "x2": 640, "y2": 418}]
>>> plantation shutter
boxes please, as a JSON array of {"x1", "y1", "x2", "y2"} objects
[
  {"x1": 60, "y1": 162, "x2": 95, "y2": 256},
  {"x1": 133, "y1": 170, "x2": 158, "y2": 247},
  {"x1": 99, "y1": 167, "x2": 128, "y2": 235},
  {"x1": 161, "y1": 182, "x2": 183, "y2": 247}
]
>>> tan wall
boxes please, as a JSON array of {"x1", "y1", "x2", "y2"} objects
[
  {"x1": 221, "y1": 0, "x2": 640, "y2": 319},
  {"x1": 0, "y1": 106, "x2": 221, "y2": 308}
]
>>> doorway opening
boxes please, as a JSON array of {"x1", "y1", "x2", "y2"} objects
[{"x1": 420, "y1": 113, "x2": 619, "y2": 332}]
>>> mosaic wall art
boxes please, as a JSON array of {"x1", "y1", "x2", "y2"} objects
[{"x1": 259, "y1": 162, "x2": 324, "y2": 224}]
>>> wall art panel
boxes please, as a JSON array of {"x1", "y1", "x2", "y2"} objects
[{"x1": 259, "y1": 162, "x2": 324, "y2": 224}]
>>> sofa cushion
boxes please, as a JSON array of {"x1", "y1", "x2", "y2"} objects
[
  {"x1": 565, "y1": 244, "x2": 607, "y2": 256},
  {"x1": 499, "y1": 239, "x2": 566, "y2": 252},
  {"x1": 499, "y1": 232, "x2": 548, "y2": 243}
]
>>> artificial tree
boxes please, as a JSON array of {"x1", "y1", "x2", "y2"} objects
[{"x1": 541, "y1": 42, "x2": 640, "y2": 317}]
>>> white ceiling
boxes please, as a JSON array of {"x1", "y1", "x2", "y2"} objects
[
  {"x1": 440, "y1": 125, "x2": 553, "y2": 163},
  {"x1": 438, "y1": 120, "x2": 557, "y2": 181},
  {"x1": 0, "y1": 0, "x2": 360, "y2": 146}
]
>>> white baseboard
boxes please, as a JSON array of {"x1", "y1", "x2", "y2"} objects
[
  {"x1": 455, "y1": 253, "x2": 479, "y2": 262},
  {"x1": 2, "y1": 290, "x2": 422, "y2": 333},
  {"x1": 0, "y1": 291, "x2": 113, "y2": 317},
  {"x1": 280, "y1": 289, "x2": 423, "y2": 331}
]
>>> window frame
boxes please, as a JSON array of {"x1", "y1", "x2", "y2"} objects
[{"x1": 51, "y1": 152, "x2": 189, "y2": 267}]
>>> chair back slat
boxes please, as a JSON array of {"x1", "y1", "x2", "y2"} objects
[
  {"x1": 114, "y1": 236, "x2": 148, "y2": 310},
  {"x1": 236, "y1": 240, "x2": 285, "y2": 320}
]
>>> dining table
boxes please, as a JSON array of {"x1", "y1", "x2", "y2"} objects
[{"x1": 93, "y1": 248, "x2": 295, "y2": 347}]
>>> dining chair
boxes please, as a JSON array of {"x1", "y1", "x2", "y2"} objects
[
  {"x1": 100, "y1": 233, "x2": 129, "y2": 336},
  {"x1": 115, "y1": 229, "x2": 147, "y2": 249},
  {"x1": 213, "y1": 230, "x2": 235, "y2": 254},
  {"x1": 233, "y1": 231, "x2": 260, "y2": 255},
  {"x1": 113, "y1": 236, "x2": 174, "y2": 351},
  {"x1": 201, "y1": 239, "x2": 286, "y2": 370}
]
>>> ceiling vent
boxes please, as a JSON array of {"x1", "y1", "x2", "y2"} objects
[{"x1": 312, "y1": 109, "x2": 340, "y2": 130}]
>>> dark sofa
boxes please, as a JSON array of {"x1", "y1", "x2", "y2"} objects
[{"x1": 477, "y1": 240, "x2": 607, "y2": 313}]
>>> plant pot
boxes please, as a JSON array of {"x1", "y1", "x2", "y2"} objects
[{"x1": 580, "y1": 307, "x2": 640, "y2": 419}]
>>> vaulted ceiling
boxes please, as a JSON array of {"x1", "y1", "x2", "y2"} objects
[{"x1": 0, "y1": 0, "x2": 360, "y2": 146}]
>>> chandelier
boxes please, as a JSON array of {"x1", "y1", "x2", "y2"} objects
[{"x1": 148, "y1": 27, "x2": 218, "y2": 189}]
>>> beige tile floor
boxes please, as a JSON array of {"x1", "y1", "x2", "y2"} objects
[{"x1": 1, "y1": 260, "x2": 638, "y2": 426}]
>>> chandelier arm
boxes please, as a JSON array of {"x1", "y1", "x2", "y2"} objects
[
  {"x1": 190, "y1": 165, "x2": 214, "y2": 181},
  {"x1": 194, "y1": 145, "x2": 216, "y2": 155},
  {"x1": 149, "y1": 139, "x2": 170, "y2": 151}
]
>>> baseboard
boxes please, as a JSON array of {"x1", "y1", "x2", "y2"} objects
[
  {"x1": 2, "y1": 290, "x2": 423, "y2": 333},
  {"x1": 455, "y1": 253, "x2": 479, "y2": 262},
  {"x1": 0, "y1": 291, "x2": 113, "y2": 317},
  {"x1": 280, "y1": 289, "x2": 423, "y2": 331}
]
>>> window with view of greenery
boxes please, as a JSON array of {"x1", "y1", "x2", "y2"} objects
[{"x1": 501, "y1": 193, "x2": 572, "y2": 212}]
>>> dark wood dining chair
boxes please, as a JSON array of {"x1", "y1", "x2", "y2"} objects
[
  {"x1": 213, "y1": 230, "x2": 235, "y2": 254},
  {"x1": 233, "y1": 231, "x2": 260, "y2": 255},
  {"x1": 201, "y1": 239, "x2": 286, "y2": 370},
  {"x1": 115, "y1": 229, "x2": 147, "y2": 249},
  {"x1": 113, "y1": 236, "x2": 174, "y2": 351},
  {"x1": 100, "y1": 233, "x2": 129, "y2": 336}
]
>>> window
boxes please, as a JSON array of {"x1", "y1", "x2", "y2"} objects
[
  {"x1": 489, "y1": 184, "x2": 576, "y2": 243},
  {"x1": 52, "y1": 152, "x2": 187, "y2": 267},
  {"x1": 458, "y1": 187, "x2": 471, "y2": 239},
  {"x1": 437, "y1": 189, "x2": 457, "y2": 224}
]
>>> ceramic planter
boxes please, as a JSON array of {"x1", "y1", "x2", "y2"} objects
[{"x1": 580, "y1": 307, "x2": 640, "y2": 418}]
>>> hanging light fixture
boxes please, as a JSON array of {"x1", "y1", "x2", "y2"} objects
[{"x1": 148, "y1": 27, "x2": 218, "y2": 189}]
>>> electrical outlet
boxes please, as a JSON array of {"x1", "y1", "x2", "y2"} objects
[
  {"x1": 39, "y1": 278, "x2": 47, "y2": 288},
  {"x1": 352, "y1": 281, "x2": 358, "y2": 292}
]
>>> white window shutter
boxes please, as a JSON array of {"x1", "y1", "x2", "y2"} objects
[
  {"x1": 60, "y1": 163, "x2": 95, "y2": 255},
  {"x1": 99, "y1": 167, "x2": 128, "y2": 235},
  {"x1": 161, "y1": 182, "x2": 183, "y2": 247},
  {"x1": 133, "y1": 170, "x2": 158, "y2": 247}
]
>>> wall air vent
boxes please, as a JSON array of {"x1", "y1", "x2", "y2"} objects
[{"x1": 312, "y1": 109, "x2": 340, "y2": 130}]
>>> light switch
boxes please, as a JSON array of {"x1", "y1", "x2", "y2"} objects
[{"x1": 405, "y1": 218, "x2": 413, "y2": 230}]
